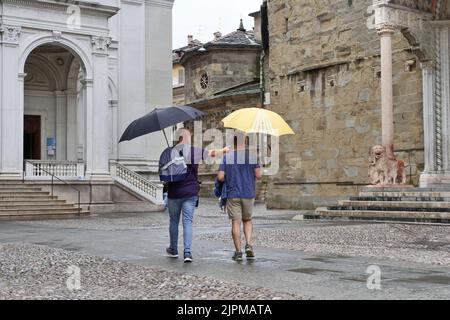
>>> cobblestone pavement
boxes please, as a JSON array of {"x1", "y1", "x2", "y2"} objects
[
  {"x1": 0, "y1": 199, "x2": 450, "y2": 299},
  {"x1": 17, "y1": 200, "x2": 295, "y2": 231},
  {"x1": 0, "y1": 243, "x2": 301, "y2": 300},
  {"x1": 27, "y1": 199, "x2": 450, "y2": 267},
  {"x1": 197, "y1": 221, "x2": 450, "y2": 266}
]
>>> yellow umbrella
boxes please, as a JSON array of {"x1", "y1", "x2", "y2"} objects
[{"x1": 222, "y1": 108, "x2": 295, "y2": 136}]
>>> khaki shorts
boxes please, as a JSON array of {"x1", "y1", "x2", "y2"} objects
[{"x1": 226, "y1": 198, "x2": 255, "y2": 221}]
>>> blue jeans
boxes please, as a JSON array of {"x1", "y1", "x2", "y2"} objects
[{"x1": 168, "y1": 196, "x2": 198, "y2": 254}]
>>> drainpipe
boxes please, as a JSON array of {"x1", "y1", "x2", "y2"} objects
[{"x1": 260, "y1": 50, "x2": 266, "y2": 107}]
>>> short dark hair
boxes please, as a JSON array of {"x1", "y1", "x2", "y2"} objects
[{"x1": 234, "y1": 131, "x2": 247, "y2": 148}]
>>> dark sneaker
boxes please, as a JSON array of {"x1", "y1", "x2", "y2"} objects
[
  {"x1": 184, "y1": 253, "x2": 193, "y2": 263},
  {"x1": 245, "y1": 245, "x2": 255, "y2": 260},
  {"x1": 166, "y1": 248, "x2": 178, "y2": 258},
  {"x1": 232, "y1": 251, "x2": 243, "y2": 261}
]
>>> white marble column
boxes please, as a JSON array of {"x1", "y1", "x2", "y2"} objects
[
  {"x1": 440, "y1": 26, "x2": 450, "y2": 172},
  {"x1": 118, "y1": 1, "x2": 147, "y2": 162},
  {"x1": 377, "y1": 23, "x2": 396, "y2": 159},
  {"x1": 55, "y1": 90, "x2": 67, "y2": 160},
  {"x1": 0, "y1": 25, "x2": 22, "y2": 179},
  {"x1": 66, "y1": 91, "x2": 77, "y2": 161},
  {"x1": 83, "y1": 79, "x2": 94, "y2": 175},
  {"x1": 77, "y1": 84, "x2": 85, "y2": 161},
  {"x1": 420, "y1": 25, "x2": 450, "y2": 186},
  {"x1": 421, "y1": 62, "x2": 436, "y2": 174},
  {"x1": 88, "y1": 36, "x2": 111, "y2": 180},
  {"x1": 109, "y1": 100, "x2": 119, "y2": 160},
  {"x1": 144, "y1": 0, "x2": 174, "y2": 164}
]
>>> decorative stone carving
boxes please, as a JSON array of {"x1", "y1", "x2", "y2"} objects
[
  {"x1": 0, "y1": 25, "x2": 21, "y2": 44},
  {"x1": 371, "y1": 0, "x2": 429, "y2": 29},
  {"x1": 376, "y1": 23, "x2": 397, "y2": 35},
  {"x1": 91, "y1": 36, "x2": 111, "y2": 55},
  {"x1": 369, "y1": 145, "x2": 407, "y2": 185},
  {"x1": 370, "y1": 0, "x2": 434, "y2": 62},
  {"x1": 52, "y1": 30, "x2": 62, "y2": 42}
]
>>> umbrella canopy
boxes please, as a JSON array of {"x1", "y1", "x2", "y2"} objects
[
  {"x1": 222, "y1": 108, "x2": 295, "y2": 136},
  {"x1": 119, "y1": 106, "x2": 205, "y2": 144}
]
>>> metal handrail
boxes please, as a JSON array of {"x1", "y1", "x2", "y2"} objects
[{"x1": 23, "y1": 160, "x2": 81, "y2": 215}]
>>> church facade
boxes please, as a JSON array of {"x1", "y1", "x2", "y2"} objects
[{"x1": 0, "y1": 0, "x2": 173, "y2": 182}]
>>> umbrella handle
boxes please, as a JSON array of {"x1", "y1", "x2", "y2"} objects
[{"x1": 162, "y1": 129, "x2": 170, "y2": 147}]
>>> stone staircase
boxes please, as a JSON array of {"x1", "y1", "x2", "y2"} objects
[
  {"x1": 315, "y1": 187, "x2": 450, "y2": 223},
  {"x1": 0, "y1": 183, "x2": 88, "y2": 220}
]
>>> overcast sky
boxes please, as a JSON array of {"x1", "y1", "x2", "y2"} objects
[{"x1": 172, "y1": 0, "x2": 263, "y2": 49}]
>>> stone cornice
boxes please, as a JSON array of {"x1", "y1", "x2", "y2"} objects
[
  {"x1": 370, "y1": 0, "x2": 432, "y2": 31},
  {"x1": 121, "y1": 0, "x2": 145, "y2": 6},
  {"x1": 1, "y1": 0, "x2": 119, "y2": 18},
  {"x1": 145, "y1": 0, "x2": 175, "y2": 9}
]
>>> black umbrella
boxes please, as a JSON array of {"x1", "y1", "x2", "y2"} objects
[{"x1": 119, "y1": 106, "x2": 205, "y2": 146}]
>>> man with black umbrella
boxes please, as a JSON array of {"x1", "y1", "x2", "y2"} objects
[{"x1": 165, "y1": 128, "x2": 229, "y2": 263}]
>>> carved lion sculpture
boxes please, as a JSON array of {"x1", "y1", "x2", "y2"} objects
[{"x1": 368, "y1": 145, "x2": 407, "y2": 185}]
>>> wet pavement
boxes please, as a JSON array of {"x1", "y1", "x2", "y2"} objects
[{"x1": 0, "y1": 202, "x2": 450, "y2": 300}]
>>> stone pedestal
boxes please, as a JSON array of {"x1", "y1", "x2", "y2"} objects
[{"x1": 420, "y1": 173, "x2": 450, "y2": 187}]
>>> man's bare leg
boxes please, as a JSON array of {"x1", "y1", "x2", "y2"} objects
[
  {"x1": 232, "y1": 220, "x2": 242, "y2": 252},
  {"x1": 243, "y1": 219, "x2": 253, "y2": 246}
]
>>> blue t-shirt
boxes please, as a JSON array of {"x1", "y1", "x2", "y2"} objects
[
  {"x1": 168, "y1": 145, "x2": 207, "y2": 199},
  {"x1": 219, "y1": 150, "x2": 260, "y2": 199}
]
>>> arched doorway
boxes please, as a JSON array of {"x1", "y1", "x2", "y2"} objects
[{"x1": 23, "y1": 44, "x2": 87, "y2": 162}]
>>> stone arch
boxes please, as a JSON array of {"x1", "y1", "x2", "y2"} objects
[
  {"x1": 67, "y1": 56, "x2": 82, "y2": 92},
  {"x1": 108, "y1": 75, "x2": 118, "y2": 101},
  {"x1": 24, "y1": 54, "x2": 65, "y2": 91},
  {"x1": 19, "y1": 34, "x2": 92, "y2": 80},
  {"x1": 20, "y1": 35, "x2": 91, "y2": 162}
]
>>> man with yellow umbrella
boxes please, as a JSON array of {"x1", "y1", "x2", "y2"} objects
[{"x1": 218, "y1": 108, "x2": 294, "y2": 261}]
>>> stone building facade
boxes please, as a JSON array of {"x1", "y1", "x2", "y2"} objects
[
  {"x1": 172, "y1": 35, "x2": 203, "y2": 106},
  {"x1": 264, "y1": 0, "x2": 450, "y2": 209}
]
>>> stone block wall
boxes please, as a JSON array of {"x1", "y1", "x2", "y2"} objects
[
  {"x1": 265, "y1": 0, "x2": 425, "y2": 209},
  {"x1": 183, "y1": 50, "x2": 260, "y2": 103}
]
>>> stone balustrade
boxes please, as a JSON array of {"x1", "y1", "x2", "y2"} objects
[{"x1": 24, "y1": 160, "x2": 85, "y2": 180}]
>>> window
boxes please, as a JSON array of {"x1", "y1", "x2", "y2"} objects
[
  {"x1": 199, "y1": 72, "x2": 209, "y2": 90},
  {"x1": 178, "y1": 69, "x2": 185, "y2": 85},
  {"x1": 195, "y1": 70, "x2": 209, "y2": 93}
]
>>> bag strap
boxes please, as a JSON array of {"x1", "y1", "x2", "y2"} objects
[{"x1": 161, "y1": 156, "x2": 187, "y2": 171}]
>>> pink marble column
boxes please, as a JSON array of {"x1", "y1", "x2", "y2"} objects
[{"x1": 377, "y1": 24, "x2": 396, "y2": 159}]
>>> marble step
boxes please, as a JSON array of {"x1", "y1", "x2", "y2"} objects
[
  {"x1": 0, "y1": 188, "x2": 43, "y2": 193},
  {"x1": 315, "y1": 207, "x2": 450, "y2": 221},
  {"x1": 0, "y1": 204, "x2": 76, "y2": 210},
  {"x1": 350, "y1": 196, "x2": 450, "y2": 202},
  {"x1": 0, "y1": 211, "x2": 89, "y2": 221},
  {"x1": 0, "y1": 199, "x2": 66, "y2": 205},
  {"x1": 360, "y1": 191, "x2": 450, "y2": 198},
  {"x1": 327, "y1": 205, "x2": 450, "y2": 213},
  {"x1": 0, "y1": 195, "x2": 57, "y2": 200},
  {"x1": 339, "y1": 200, "x2": 450, "y2": 209},
  {"x1": 0, "y1": 207, "x2": 83, "y2": 216},
  {"x1": 0, "y1": 191, "x2": 51, "y2": 197}
]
